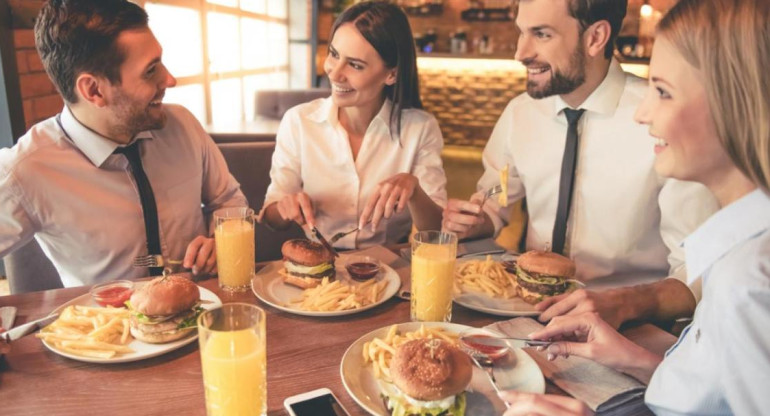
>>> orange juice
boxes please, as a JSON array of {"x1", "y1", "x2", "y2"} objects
[
  {"x1": 215, "y1": 218, "x2": 254, "y2": 291},
  {"x1": 201, "y1": 328, "x2": 266, "y2": 416},
  {"x1": 411, "y1": 242, "x2": 456, "y2": 322}
]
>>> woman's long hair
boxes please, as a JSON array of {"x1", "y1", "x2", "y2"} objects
[
  {"x1": 658, "y1": 0, "x2": 770, "y2": 190},
  {"x1": 330, "y1": 1, "x2": 423, "y2": 137}
]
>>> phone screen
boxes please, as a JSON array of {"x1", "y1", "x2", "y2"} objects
[{"x1": 289, "y1": 393, "x2": 348, "y2": 416}]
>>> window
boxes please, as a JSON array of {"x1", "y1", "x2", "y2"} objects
[{"x1": 137, "y1": 0, "x2": 290, "y2": 126}]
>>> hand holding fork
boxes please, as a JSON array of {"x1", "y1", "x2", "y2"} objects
[{"x1": 442, "y1": 184, "x2": 503, "y2": 238}]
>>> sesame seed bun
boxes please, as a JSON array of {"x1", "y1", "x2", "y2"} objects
[{"x1": 390, "y1": 339, "x2": 473, "y2": 401}]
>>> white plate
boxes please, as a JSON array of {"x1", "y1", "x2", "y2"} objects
[
  {"x1": 251, "y1": 255, "x2": 401, "y2": 317},
  {"x1": 340, "y1": 322, "x2": 545, "y2": 415},
  {"x1": 454, "y1": 254, "x2": 540, "y2": 317},
  {"x1": 41, "y1": 283, "x2": 222, "y2": 364}
]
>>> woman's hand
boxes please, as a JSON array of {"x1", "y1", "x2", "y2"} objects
[
  {"x1": 530, "y1": 312, "x2": 662, "y2": 381},
  {"x1": 276, "y1": 192, "x2": 316, "y2": 228},
  {"x1": 501, "y1": 391, "x2": 593, "y2": 416},
  {"x1": 359, "y1": 173, "x2": 419, "y2": 230}
]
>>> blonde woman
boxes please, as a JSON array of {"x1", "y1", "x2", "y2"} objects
[{"x1": 501, "y1": 0, "x2": 770, "y2": 414}]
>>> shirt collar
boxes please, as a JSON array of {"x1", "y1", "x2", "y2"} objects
[
  {"x1": 306, "y1": 96, "x2": 395, "y2": 136},
  {"x1": 683, "y1": 188, "x2": 770, "y2": 283},
  {"x1": 553, "y1": 58, "x2": 626, "y2": 117},
  {"x1": 59, "y1": 106, "x2": 153, "y2": 167}
]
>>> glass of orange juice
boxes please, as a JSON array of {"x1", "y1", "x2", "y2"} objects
[
  {"x1": 411, "y1": 231, "x2": 458, "y2": 322},
  {"x1": 214, "y1": 207, "x2": 255, "y2": 292},
  {"x1": 198, "y1": 303, "x2": 266, "y2": 416}
]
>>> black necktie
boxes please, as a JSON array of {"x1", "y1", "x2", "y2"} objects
[
  {"x1": 114, "y1": 141, "x2": 163, "y2": 275},
  {"x1": 552, "y1": 108, "x2": 585, "y2": 255}
]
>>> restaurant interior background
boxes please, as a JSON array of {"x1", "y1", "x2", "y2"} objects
[{"x1": 0, "y1": 0, "x2": 674, "y2": 293}]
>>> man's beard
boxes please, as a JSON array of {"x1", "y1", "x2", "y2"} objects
[
  {"x1": 525, "y1": 44, "x2": 587, "y2": 99},
  {"x1": 109, "y1": 94, "x2": 166, "y2": 140}
]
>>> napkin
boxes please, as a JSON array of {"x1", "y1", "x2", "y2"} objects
[
  {"x1": 485, "y1": 317, "x2": 677, "y2": 415},
  {"x1": 353, "y1": 245, "x2": 411, "y2": 300}
]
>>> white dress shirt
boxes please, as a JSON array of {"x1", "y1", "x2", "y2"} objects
[
  {"x1": 0, "y1": 104, "x2": 247, "y2": 287},
  {"x1": 478, "y1": 59, "x2": 718, "y2": 288},
  {"x1": 645, "y1": 189, "x2": 770, "y2": 415},
  {"x1": 262, "y1": 97, "x2": 447, "y2": 248}
]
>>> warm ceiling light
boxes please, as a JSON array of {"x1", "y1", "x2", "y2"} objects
[{"x1": 640, "y1": 1, "x2": 654, "y2": 18}]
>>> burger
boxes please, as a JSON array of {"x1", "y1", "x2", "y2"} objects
[
  {"x1": 126, "y1": 275, "x2": 203, "y2": 344},
  {"x1": 281, "y1": 239, "x2": 335, "y2": 289},
  {"x1": 515, "y1": 250, "x2": 577, "y2": 304},
  {"x1": 380, "y1": 338, "x2": 472, "y2": 416}
]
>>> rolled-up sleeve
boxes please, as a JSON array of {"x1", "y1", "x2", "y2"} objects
[
  {"x1": 658, "y1": 178, "x2": 718, "y2": 301},
  {"x1": 411, "y1": 115, "x2": 447, "y2": 208},
  {"x1": 0, "y1": 164, "x2": 38, "y2": 258},
  {"x1": 261, "y1": 109, "x2": 304, "y2": 215}
]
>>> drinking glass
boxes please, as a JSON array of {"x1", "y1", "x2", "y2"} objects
[
  {"x1": 198, "y1": 303, "x2": 267, "y2": 416},
  {"x1": 214, "y1": 207, "x2": 255, "y2": 291},
  {"x1": 410, "y1": 230, "x2": 458, "y2": 322}
]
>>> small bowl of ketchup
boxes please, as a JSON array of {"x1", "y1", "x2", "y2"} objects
[
  {"x1": 344, "y1": 255, "x2": 381, "y2": 282},
  {"x1": 460, "y1": 333, "x2": 510, "y2": 361},
  {"x1": 90, "y1": 280, "x2": 134, "y2": 308}
]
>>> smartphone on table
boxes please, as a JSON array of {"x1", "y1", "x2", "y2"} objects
[{"x1": 284, "y1": 387, "x2": 351, "y2": 416}]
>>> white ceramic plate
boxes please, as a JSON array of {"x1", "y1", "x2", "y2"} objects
[
  {"x1": 454, "y1": 254, "x2": 540, "y2": 317},
  {"x1": 340, "y1": 322, "x2": 545, "y2": 415},
  {"x1": 251, "y1": 255, "x2": 401, "y2": 317},
  {"x1": 41, "y1": 283, "x2": 222, "y2": 364}
]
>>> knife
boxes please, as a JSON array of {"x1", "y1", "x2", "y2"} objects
[
  {"x1": 469, "y1": 354, "x2": 510, "y2": 409},
  {"x1": 311, "y1": 227, "x2": 339, "y2": 258},
  {"x1": 461, "y1": 334, "x2": 553, "y2": 348},
  {"x1": 2, "y1": 313, "x2": 59, "y2": 343}
]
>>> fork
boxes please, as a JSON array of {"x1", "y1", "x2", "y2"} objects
[
  {"x1": 132, "y1": 254, "x2": 183, "y2": 268},
  {"x1": 479, "y1": 184, "x2": 503, "y2": 207},
  {"x1": 469, "y1": 353, "x2": 511, "y2": 408},
  {"x1": 329, "y1": 227, "x2": 359, "y2": 244}
]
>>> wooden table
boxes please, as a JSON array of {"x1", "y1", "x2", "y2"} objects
[{"x1": 0, "y1": 275, "x2": 520, "y2": 415}]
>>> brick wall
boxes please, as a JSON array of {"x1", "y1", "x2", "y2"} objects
[
  {"x1": 13, "y1": 24, "x2": 62, "y2": 130},
  {"x1": 418, "y1": 61, "x2": 526, "y2": 147}
]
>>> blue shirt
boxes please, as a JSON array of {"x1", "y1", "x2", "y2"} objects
[{"x1": 645, "y1": 189, "x2": 770, "y2": 415}]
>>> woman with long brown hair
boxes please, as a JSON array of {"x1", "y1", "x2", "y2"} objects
[{"x1": 260, "y1": 2, "x2": 446, "y2": 248}]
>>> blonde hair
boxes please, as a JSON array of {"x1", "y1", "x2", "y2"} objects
[{"x1": 657, "y1": 0, "x2": 770, "y2": 190}]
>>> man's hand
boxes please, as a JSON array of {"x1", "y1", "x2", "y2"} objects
[
  {"x1": 500, "y1": 391, "x2": 592, "y2": 416},
  {"x1": 536, "y1": 288, "x2": 629, "y2": 329},
  {"x1": 183, "y1": 235, "x2": 217, "y2": 276},
  {"x1": 530, "y1": 312, "x2": 662, "y2": 382},
  {"x1": 441, "y1": 196, "x2": 486, "y2": 240},
  {"x1": 276, "y1": 192, "x2": 316, "y2": 228},
  {"x1": 359, "y1": 173, "x2": 418, "y2": 231}
]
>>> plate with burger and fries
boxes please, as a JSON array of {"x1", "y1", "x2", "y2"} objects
[
  {"x1": 37, "y1": 275, "x2": 222, "y2": 364},
  {"x1": 251, "y1": 239, "x2": 401, "y2": 317},
  {"x1": 340, "y1": 322, "x2": 545, "y2": 416},
  {"x1": 454, "y1": 250, "x2": 584, "y2": 317}
]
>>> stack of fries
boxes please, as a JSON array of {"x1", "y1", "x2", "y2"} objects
[
  {"x1": 454, "y1": 255, "x2": 518, "y2": 298},
  {"x1": 362, "y1": 325, "x2": 459, "y2": 382},
  {"x1": 289, "y1": 277, "x2": 388, "y2": 312},
  {"x1": 36, "y1": 305, "x2": 134, "y2": 359}
]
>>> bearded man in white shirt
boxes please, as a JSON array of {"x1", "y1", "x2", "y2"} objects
[
  {"x1": 442, "y1": 0, "x2": 718, "y2": 328},
  {"x1": 0, "y1": 0, "x2": 247, "y2": 287}
]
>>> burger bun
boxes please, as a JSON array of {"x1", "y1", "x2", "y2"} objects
[{"x1": 390, "y1": 339, "x2": 472, "y2": 401}]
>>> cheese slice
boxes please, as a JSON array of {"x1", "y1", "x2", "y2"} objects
[{"x1": 498, "y1": 164, "x2": 509, "y2": 207}]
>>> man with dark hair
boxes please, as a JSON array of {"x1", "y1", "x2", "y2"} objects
[
  {"x1": 0, "y1": 0, "x2": 247, "y2": 287},
  {"x1": 442, "y1": 0, "x2": 718, "y2": 327}
]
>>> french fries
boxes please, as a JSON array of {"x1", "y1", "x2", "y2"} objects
[
  {"x1": 362, "y1": 325, "x2": 459, "y2": 382},
  {"x1": 454, "y1": 255, "x2": 518, "y2": 299},
  {"x1": 36, "y1": 305, "x2": 134, "y2": 359},
  {"x1": 499, "y1": 164, "x2": 509, "y2": 207},
  {"x1": 289, "y1": 277, "x2": 388, "y2": 312}
]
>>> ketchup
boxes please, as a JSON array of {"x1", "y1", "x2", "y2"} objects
[
  {"x1": 93, "y1": 287, "x2": 133, "y2": 308},
  {"x1": 461, "y1": 335, "x2": 509, "y2": 360},
  {"x1": 346, "y1": 262, "x2": 380, "y2": 281}
]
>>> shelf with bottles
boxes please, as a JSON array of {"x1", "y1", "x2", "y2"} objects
[
  {"x1": 460, "y1": 7, "x2": 514, "y2": 21},
  {"x1": 403, "y1": 3, "x2": 444, "y2": 16}
]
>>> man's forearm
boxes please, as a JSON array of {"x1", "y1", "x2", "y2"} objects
[
  {"x1": 619, "y1": 278, "x2": 697, "y2": 324},
  {"x1": 462, "y1": 212, "x2": 495, "y2": 241}
]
